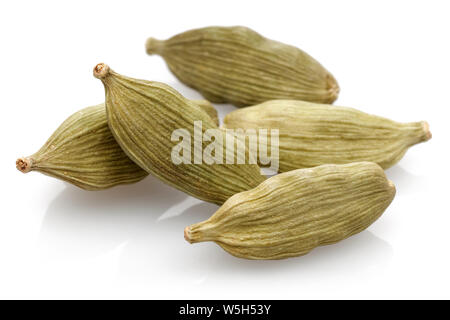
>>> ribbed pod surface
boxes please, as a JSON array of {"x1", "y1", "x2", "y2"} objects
[
  {"x1": 94, "y1": 63, "x2": 266, "y2": 205},
  {"x1": 185, "y1": 162, "x2": 395, "y2": 260},
  {"x1": 223, "y1": 100, "x2": 431, "y2": 171},
  {"x1": 146, "y1": 26, "x2": 339, "y2": 107},
  {"x1": 16, "y1": 104, "x2": 148, "y2": 190}
]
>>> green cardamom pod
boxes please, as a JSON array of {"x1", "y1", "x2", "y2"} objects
[
  {"x1": 223, "y1": 100, "x2": 431, "y2": 171},
  {"x1": 146, "y1": 26, "x2": 339, "y2": 107},
  {"x1": 185, "y1": 162, "x2": 395, "y2": 260},
  {"x1": 16, "y1": 104, "x2": 147, "y2": 190},
  {"x1": 16, "y1": 99, "x2": 217, "y2": 190},
  {"x1": 94, "y1": 63, "x2": 266, "y2": 204},
  {"x1": 194, "y1": 99, "x2": 219, "y2": 127}
]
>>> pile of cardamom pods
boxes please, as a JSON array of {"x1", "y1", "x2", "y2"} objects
[{"x1": 16, "y1": 26, "x2": 430, "y2": 260}]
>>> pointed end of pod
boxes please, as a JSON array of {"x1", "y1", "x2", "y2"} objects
[
  {"x1": 184, "y1": 223, "x2": 215, "y2": 244},
  {"x1": 326, "y1": 74, "x2": 340, "y2": 103},
  {"x1": 387, "y1": 179, "x2": 396, "y2": 198},
  {"x1": 93, "y1": 63, "x2": 110, "y2": 80},
  {"x1": 421, "y1": 121, "x2": 432, "y2": 141},
  {"x1": 184, "y1": 226, "x2": 193, "y2": 244},
  {"x1": 146, "y1": 37, "x2": 164, "y2": 55},
  {"x1": 16, "y1": 157, "x2": 33, "y2": 173}
]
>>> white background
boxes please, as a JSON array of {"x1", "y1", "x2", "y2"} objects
[{"x1": 1, "y1": 0, "x2": 449, "y2": 299}]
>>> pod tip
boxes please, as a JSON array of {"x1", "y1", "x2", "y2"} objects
[
  {"x1": 16, "y1": 157, "x2": 32, "y2": 173},
  {"x1": 388, "y1": 179, "x2": 396, "y2": 192},
  {"x1": 93, "y1": 63, "x2": 110, "y2": 79},
  {"x1": 184, "y1": 226, "x2": 192, "y2": 243},
  {"x1": 422, "y1": 121, "x2": 432, "y2": 141},
  {"x1": 326, "y1": 74, "x2": 340, "y2": 103},
  {"x1": 385, "y1": 179, "x2": 396, "y2": 200},
  {"x1": 146, "y1": 37, "x2": 164, "y2": 55}
]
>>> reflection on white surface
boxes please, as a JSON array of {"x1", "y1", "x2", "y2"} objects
[
  {"x1": 386, "y1": 165, "x2": 429, "y2": 195},
  {"x1": 2, "y1": 0, "x2": 450, "y2": 299},
  {"x1": 38, "y1": 176, "x2": 191, "y2": 260},
  {"x1": 36, "y1": 173, "x2": 394, "y2": 298}
]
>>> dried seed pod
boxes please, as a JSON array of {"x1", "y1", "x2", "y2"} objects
[
  {"x1": 94, "y1": 63, "x2": 266, "y2": 205},
  {"x1": 223, "y1": 100, "x2": 432, "y2": 171},
  {"x1": 193, "y1": 99, "x2": 219, "y2": 126},
  {"x1": 16, "y1": 104, "x2": 148, "y2": 190},
  {"x1": 185, "y1": 162, "x2": 395, "y2": 260},
  {"x1": 146, "y1": 26, "x2": 339, "y2": 107},
  {"x1": 16, "y1": 99, "x2": 218, "y2": 190}
]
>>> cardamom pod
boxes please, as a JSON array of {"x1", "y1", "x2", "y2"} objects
[
  {"x1": 94, "y1": 63, "x2": 266, "y2": 204},
  {"x1": 185, "y1": 162, "x2": 395, "y2": 260},
  {"x1": 16, "y1": 100, "x2": 217, "y2": 190},
  {"x1": 223, "y1": 100, "x2": 431, "y2": 171},
  {"x1": 16, "y1": 104, "x2": 147, "y2": 190},
  {"x1": 146, "y1": 26, "x2": 339, "y2": 107},
  {"x1": 194, "y1": 99, "x2": 219, "y2": 126}
]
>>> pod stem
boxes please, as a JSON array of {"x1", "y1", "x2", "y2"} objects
[
  {"x1": 326, "y1": 74, "x2": 340, "y2": 103},
  {"x1": 184, "y1": 226, "x2": 194, "y2": 243},
  {"x1": 403, "y1": 121, "x2": 432, "y2": 145},
  {"x1": 16, "y1": 157, "x2": 33, "y2": 173},
  {"x1": 184, "y1": 223, "x2": 215, "y2": 244},
  {"x1": 93, "y1": 63, "x2": 110, "y2": 79},
  {"x1": 145, "y1": 37, "x2": 164, "y2": 55},
  {"x1": 422, "y1": 121, "x2": 432, "y2": 141}
]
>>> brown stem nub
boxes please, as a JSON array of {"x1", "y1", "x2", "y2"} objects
[
  {"x1": 422, "y1": 121, "x2": 432, "y2": 141},
  {"x1": 145, "y1": 38, "x2": 164, "y2": 55},
  {"x1": 184, "y1": 226, "x2": 193, "y2": 244},
  {"x1": 16, "y1": 157, "x2": 33, "y2": 173},
  {"x1": 93, "y1": 63, "x2": 110, "y2": 79}
]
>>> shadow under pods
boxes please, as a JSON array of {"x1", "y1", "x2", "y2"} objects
[
  {"x1": 37, "y1": 175, "x2": 191, "y2": 260},
  {"x1": 385, "y1": 165, "x2": 430, "y2": 195},
  {"x1": 38, "y1": 173, "x2": 394, "y2": 288}
]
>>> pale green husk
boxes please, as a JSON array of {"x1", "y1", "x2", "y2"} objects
[
  {"x1": 94, "y1": 63, "x2": 266, "y2": 205},
  {"x1": 185, "y1": 162, "x2": 396, "y2": 260},
  {"x1": 146, "y1": 26, "x2": 339, "y2": 107},
  {"x1": 16, "y1": 104, "x2": 148, "y2": 190},
  {"x1": 16, "y1": 100, "x2": 217, "y2": 190},
  {"x1": 194, "y1": 99, "x2": 219, "y2": 126},
  {"x1": 223, "y1": 100, "x2": 431, "y2": 171}
]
